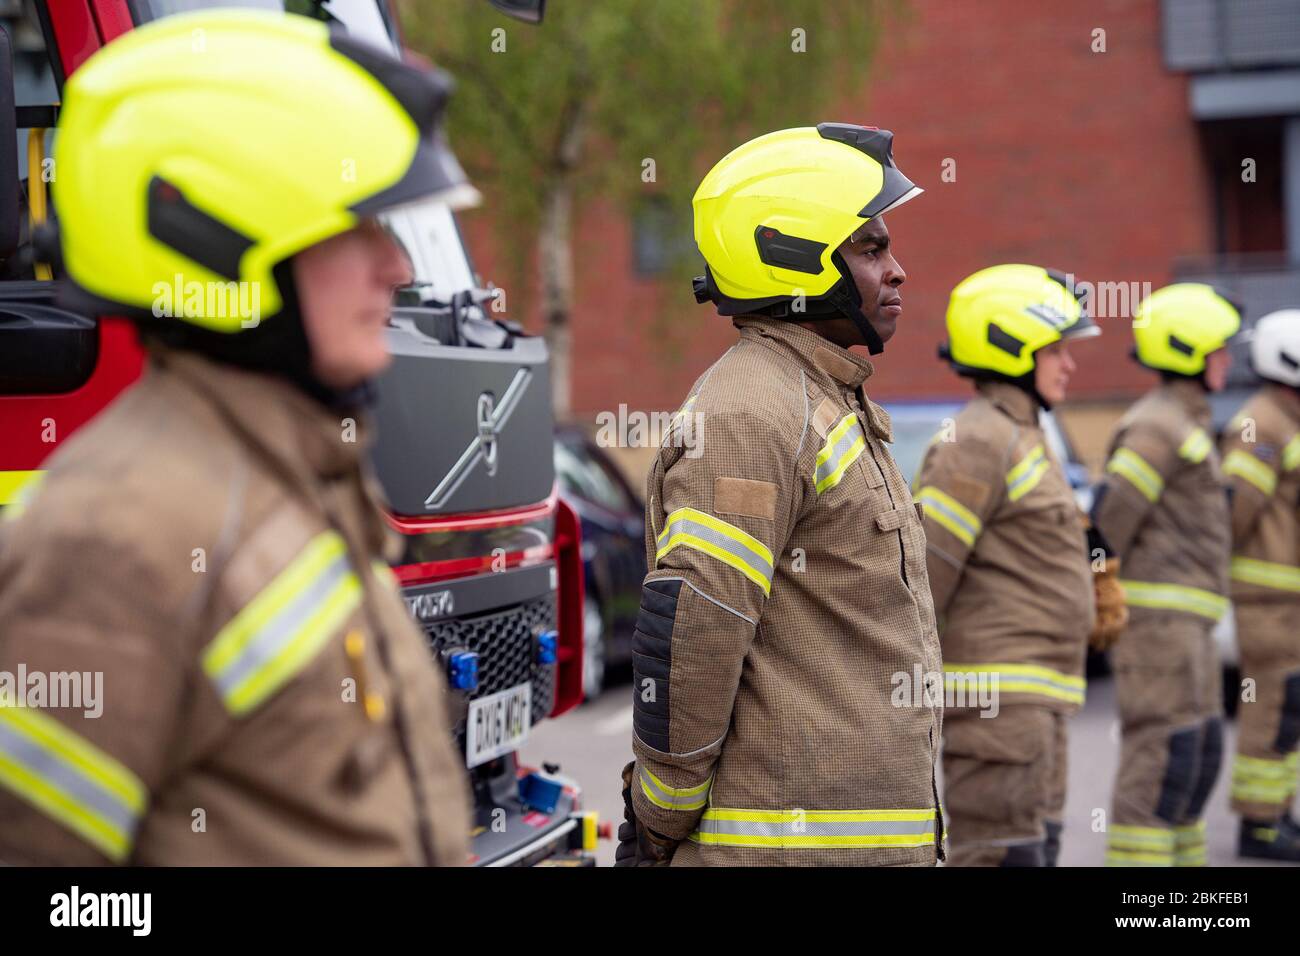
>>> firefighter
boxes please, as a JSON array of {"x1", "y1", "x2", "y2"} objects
[
  {"x1": 914, "y1": 264, "x2": 1126, "y2": 866},
  {"x1": 1220, "y1": 309, "x2": 1300, "y2": 861},
  {"x1": 0, "y1": 11, "x2": 475, "y2": 864},
  {"x1": 1092, "y1": 283, "x2": 1241, "y2": 867},
  {"x1": 614, "y1": 124, "x2": 944, "y2": 867}
]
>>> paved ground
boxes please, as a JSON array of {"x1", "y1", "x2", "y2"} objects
[{"x1": 523, "y1": 670, "x2": 1293, "y2": 867}]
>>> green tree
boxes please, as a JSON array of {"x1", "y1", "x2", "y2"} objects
[{"x1": 400, "y1": 0, "x2": 883, "y2": 419}]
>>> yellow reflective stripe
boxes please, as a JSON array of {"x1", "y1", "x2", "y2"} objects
[
  {"x1": 1108, "y1": 825, "x2": 1175, "y2": 856},
  {"x1": 1173, "y1": 819, "x2": 1207, "y2": 865},
  {"x1": 1284, "y1": 435, "x2": 1300, "y2": 472},
  {"x1": 1178, "y1": 428, "x2": 1212, "y2": 463},
  {"x1": 915, "y1": 486, "x2": 982, "y2": 548},
  {"x1": 656, "y1": 506, "x2": 774, "y2": 595},
  {"x1": 0, "y1": 469, "x2": 43, "y2": 506},
  {"x1": 1232, "y1": 782, "x2": 1294, "y2": 803},
  {"x1": 1120, "y1": 580, "x2": 1229, "y2": 621},
  {"x1": 639, "y1": 766, "x2": 711, "y2": 812},
  {"x1": 1110, "y1": 824, "x2": 1175, "y2": 842},
  {"x1": 1222, "y1": 449, "x2": 1278, "y2": 495},
  {"x1": 1233, "y1": 754, "x2": 1294, "y2": 781},
  {"x1": 1230, "y1": 556, "x2": 1300, "y2": 593},
  {"x1": 1174, "y1": 820, "x2": 1206, "y2": 843},
  {"x1": 0, "y1": 469, "x2": 45, "y2": 520},
  {"x1": 1005, "y1": 444, "x2": 1050, "y2": 502},
  {"x1": 0, "y1": 705, "x2": 147, "y2": 862},
  {"x1": 943, "y1": 663, "x2": 1085, "y2": 705},
  {"x1": 1106, "y1": 448, "x2": 1163, "y2": 502},
  {"x1": 814, "y1": 414, "x2": 867, "y2": 494},
  {"x1": 690, "y1": 807, "x2": 936, "y2": 849},
  {"x1": 1106, "y1": 850, "x2": 1174, "y2": 866},
  {"x1": 203, "y1": 530, "x2": 363, "y2": 715}
]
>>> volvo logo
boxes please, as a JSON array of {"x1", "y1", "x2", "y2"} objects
[
  {"x1": 424, "y1": 367, "x2": 532, "y2": 510},
  {"x1": 478, "y1": 393, "x2": 500, "y2": 477}
]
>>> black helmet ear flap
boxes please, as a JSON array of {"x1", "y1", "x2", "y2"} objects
[{"x1": 692, "y1": 272, "x2": 713, "y2": 304}]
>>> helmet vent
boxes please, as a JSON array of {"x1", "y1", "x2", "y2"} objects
[
  {"x1": 1280, "y1": 349, "x2": 1299, "y2": 371},
  {"x1": 1168, "y1": 334, "x2": 1195, "y2": 357},
  {"x1": 754, "y1": 225, "x2": 827, "y2": 275},
  {"x1": 146, "y1": 175, "x2": 253, "y2": 282},
  {"x1": 987, "y1": 324, "x2": 1025, "y2": 358}
]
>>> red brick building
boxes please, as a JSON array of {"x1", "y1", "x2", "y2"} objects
[{"x1": 462, "y1": 0, "x2": 1298, "y2": 424}]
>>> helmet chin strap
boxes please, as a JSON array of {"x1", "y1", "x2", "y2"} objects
[{"x1": 786, "y1": 252, "x2": 886, "y2": 354}]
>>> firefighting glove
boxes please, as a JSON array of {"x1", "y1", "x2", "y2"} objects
[
  {"x1": 615, "y1": 761, "x2": 678, "y2": 867},
  {"x1": 1089, "y1": 557, "x2": 1127, "y2": 650},
  {"x1": 1084, "y1": 520, "x2": 1126, "y2": 650}
]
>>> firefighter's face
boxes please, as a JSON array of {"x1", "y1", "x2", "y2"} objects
[
  {"x1": 1034, "y1": 339, "x2": 1076, "y2": 405},
  {"x1": 1204, "y1": 347, "x2": 1232, "y2": 391},
  {"x1": 834, "y1": 215, "x2": 907, "y2": 348},
  {"x1": 295, "y1": 219, "x2": 414, "y2": 388}
]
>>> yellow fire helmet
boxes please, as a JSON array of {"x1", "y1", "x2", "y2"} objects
[
  {"x1": 1132, "y1": 283, "x2": 1242, "y2": 377},
  {"x1": 52, "y1": 9, "x2": 478, "y2": 333},
  {"x1": 942, "y1": 264, "x2": 1098, "y2": 380},
  {"x1": 691, "y1": 123, "x2": 922, "y2": 354}
]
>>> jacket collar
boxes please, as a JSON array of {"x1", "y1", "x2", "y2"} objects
[
  {"x1": 154, "y1": 345, "x2": 372, "y2": 488},
  {"x1": 976, "y1": 380, "x2": 1039, "y2": 426},
  {"x1": 734, "y1": 316, "x2": 875, "y2": 390},
  {"x1": 1161, "y1": 376, "x2": 1212, "y2": 426}
]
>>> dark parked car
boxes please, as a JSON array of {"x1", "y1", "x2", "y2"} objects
[{"x1": 555, "y1": 429, "x2": 648, "y2": 697}]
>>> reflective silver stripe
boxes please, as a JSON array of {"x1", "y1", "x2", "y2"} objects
[
  {"x1": 944, "y1": 663, "x2": 1085, "y2": 705},
  {"x1": 0, "y1": 721, "x2": 137, "y2": 838},
  {"x1": 0, "y1": 717, "x2": 143, "y2": 860},
  {"x1": 690, "y1": 808, "x2": 937, "y2": 848},
  {"x1": 1005, "y1": 445, "x2": 1049, "y2": 502},
  {"x1": 915, "y1": 487, "x2": 981, "y2": 547},
  {"x1": 656, "y1": 511, "x2": 773, "y2": 591},
  {"x1": 700, "y1": 818, "x2": 931, "y2": 838},
  {"x1": 212, "y1": 551, "x2": 353, "y2": 698},
  {"x1": 813, "y1": 415, "x2": 867, "y2": 493},
  {"x1": 639, "y1": 766, "x2": 711, "y2": 811}
]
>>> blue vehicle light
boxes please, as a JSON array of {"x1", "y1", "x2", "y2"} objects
[
  {"x1": 447, "y1": 650, "x2": 479, "y2": 691},
  {"x1": 536, "y1": 629, "x2": 559, "y2": 665}
]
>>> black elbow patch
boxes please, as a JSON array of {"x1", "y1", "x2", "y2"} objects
[
  {"x1": 1185, "y1": 717, "x2": 1224, "y2": 818},
  {"x1": 632, "y1": 578, "x2": 681, "y2": 753},
  {"x1": 1155, "y1": 726, "x2": 1200, "y2": 823},
  {"x1": 1274, "y1": 674, "x2": 1300, "y2": 753}
]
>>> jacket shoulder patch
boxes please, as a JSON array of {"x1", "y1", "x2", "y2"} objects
[
  {"x1": 714, "y1": 476, "x2": 778, "y2": 520},
  {"x1": 948, "y1": 474, "x2": 994, "y2": 513},
  {"x1": 812, "y1": 397, "x2": 840, "y2": 439}
]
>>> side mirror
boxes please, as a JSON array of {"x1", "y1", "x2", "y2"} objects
[
  {"x1": 487, "y1": 0, "x2": 545, "y2": 23},
  {"x1": 0, "y1": 297, "x2": 99, "y2": 395},
  {"x1": 0, "y1": 26, "x2": 19, "y2": 262}
]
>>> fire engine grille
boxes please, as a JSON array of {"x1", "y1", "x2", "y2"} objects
[{"x1": 422, "y1": 593, "x2": 557, "y2": 735}]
